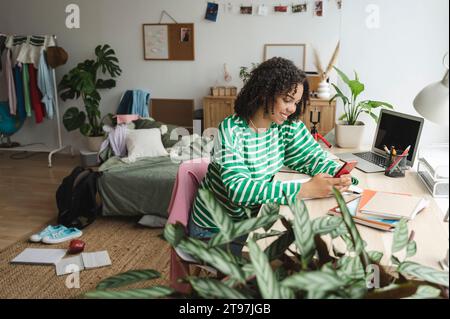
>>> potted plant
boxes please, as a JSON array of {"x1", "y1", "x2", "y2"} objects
[
  {"x1": 59, "y1": 44, "x2": 122, "y2": 152},
  {"x1": 85, "y1": 189, "x2": 448, "y2": 299},
  {"x1": 330, "y1": 67, "x2": 394, "y2": 148},
  {"x1": 239, "y1": 63, "x2": 259, "y2": 84}
]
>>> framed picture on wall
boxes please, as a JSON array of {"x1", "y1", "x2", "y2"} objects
[
  {"x1": 263, "y1": 44, "x2": 306, "y2": 70},
  {"x1": 143, "y1": 23, "x2": 195, "y2": 60}
]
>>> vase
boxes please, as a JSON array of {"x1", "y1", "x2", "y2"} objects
[
  {"x1": 317, "y1": 79, "x2": 331, "y2": 100},
  {"x1": 86, "y1": 136, "x2": 105, "y2": 153},
  {"x1": 335, "y1": 121, "x2": 365, "y2": 148}
]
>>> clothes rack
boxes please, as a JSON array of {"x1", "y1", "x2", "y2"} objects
[{"x1": 0, "y1": 34, "x2": 72, "y2": 167}]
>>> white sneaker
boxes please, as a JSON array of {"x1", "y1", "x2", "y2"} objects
[{"x1": 42, "y1": 227, "x2": 83, "y2": 244}]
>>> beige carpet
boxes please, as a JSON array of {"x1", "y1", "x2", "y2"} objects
[{"x1": 0, "y1": 217, "x2": 171, "y2": 299}]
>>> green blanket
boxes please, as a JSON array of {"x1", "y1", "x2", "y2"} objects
[{"x1": 98, "y1": 156, "x2": 180, "y2": 218}]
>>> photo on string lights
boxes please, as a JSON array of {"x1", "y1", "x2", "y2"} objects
[{"x1": 205, "y1": 2, "x2": 219, "y2": 22}]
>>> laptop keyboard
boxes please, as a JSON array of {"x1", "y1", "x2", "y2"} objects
[{"x1": 354, "y1": 152, "x2": 386, "y2": 167}]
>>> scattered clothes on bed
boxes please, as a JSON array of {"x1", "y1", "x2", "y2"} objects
[
  {"x1": 99, "y1": 124, "x2": 128, "y2": 159},
  {"x1": 116, "y1": 89, "x2": 150, "y2": 117},
  {"x1": 115, "y1": 114, "x2": 140, "y2": 124}
]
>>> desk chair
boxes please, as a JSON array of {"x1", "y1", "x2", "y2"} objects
[{"x1": 167, "y1": 158, "x2": 217, "y2": 294}]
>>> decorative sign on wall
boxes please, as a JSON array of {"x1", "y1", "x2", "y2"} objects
[
  {"x1": 205, "y1": 2, "x2": 219, "y2": 22},
  {"x1": 292, "y1": 3, "x2": 308, "y2": 13},
  {"x1": 264, "y1": 44, "x2": 306, "y2": 70},
  {"x1": 314, "y1": 0, "x2": 324, "y2": 17},
  {"x1": 143, "y1": 24, "x2": 169, "y2": 60},
  {"x1": 240, "y1": 6, "x2": 253, "y2": 15},
  {"x1": 143, "y1": 23, "x2": 195, "y2": 61},
  {"x1": 257, "y1": 5, "x2": 269, "y2": 16},
  {"x1": 274, "y1": 5, "x2": 288, "y2": 13}
]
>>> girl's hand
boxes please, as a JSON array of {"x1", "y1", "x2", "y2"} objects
[
  {"x1": 297, "y1": 173, "x2": 343, "y2": 199},
  {"x1": 336, "y1": 174, "x2": 352, "y2": 193}
]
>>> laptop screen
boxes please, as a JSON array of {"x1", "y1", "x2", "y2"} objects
[{"x1": 374, "y1": 111, "x2": 423, "y2": 162}]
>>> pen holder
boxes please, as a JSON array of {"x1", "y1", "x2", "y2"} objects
[{"x1": 384, "y1": 154, "x2": 407, "y2": 178}]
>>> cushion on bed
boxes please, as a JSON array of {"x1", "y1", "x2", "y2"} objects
[
  {"x1": 126, "y1": 128, "x2": 168, "y2": 161},
  {"x1": 133, "y1": 119, "x2": 181, "y2": 148}
]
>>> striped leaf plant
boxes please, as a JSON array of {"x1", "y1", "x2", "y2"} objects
[{"x1": 86, "y1": 189, "x2": 448, "y2": 299}]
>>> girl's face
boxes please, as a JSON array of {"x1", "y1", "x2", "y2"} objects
[{"x1": 266, "y1": 84, "x2": 304, "y2": 125}]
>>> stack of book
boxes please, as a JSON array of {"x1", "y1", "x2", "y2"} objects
[{"x1": 328, "y1": 189, "x2": 429, "y2": 231}]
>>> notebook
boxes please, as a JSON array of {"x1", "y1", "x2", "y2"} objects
[
  {"x1": 328, "y1": 196, "x2": 399, "y2": 232},
  {"x1": 55, "y1": 251, "x2": 112, "y2": 276},
  {"x1": 360, "y1": 191, "x2": 428, "y2": 220},
  {"x1": 11, "y1": 248, "x2": 67, "y2": 265}
]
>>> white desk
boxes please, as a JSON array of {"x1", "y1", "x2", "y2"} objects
[{"x1": 253, "y1": 148, "x2": 449, "y2": 270}]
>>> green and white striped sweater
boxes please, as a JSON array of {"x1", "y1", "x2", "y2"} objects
[{"x1": 192, "y1": 114, "x2": 339, "y2": 232}]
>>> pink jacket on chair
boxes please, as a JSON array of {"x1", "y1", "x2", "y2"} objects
[{"x1": 167, "y1": 158, "x2": 210, "y2": 293}]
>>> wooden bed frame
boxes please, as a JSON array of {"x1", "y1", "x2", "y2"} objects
[{"x1": 149, "y1": 98, "x2": 194, "y2": 132}]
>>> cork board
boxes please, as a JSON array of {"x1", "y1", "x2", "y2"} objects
[{"x1": 143, "y1": 23, "x2": 195, "y2": 61}]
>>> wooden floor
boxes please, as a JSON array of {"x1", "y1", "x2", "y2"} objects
[{"x1": 0, "y1": 151, "x2": 79, "y2": 250}]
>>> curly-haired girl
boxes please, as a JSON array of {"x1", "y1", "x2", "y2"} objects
[{"x1": 190, "y1": 57, "x2": 351, "y2": 254}]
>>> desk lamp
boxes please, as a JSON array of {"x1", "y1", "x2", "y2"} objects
[
  {"x1": 413, "y1": 53, "x2": 449, "y2": 125},
  {"x1": 413, "y1": 53, "x2": 449, "y2": 271}
]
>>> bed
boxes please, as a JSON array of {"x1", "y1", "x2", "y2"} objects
[
  {"x1": 98, "y1": 156, "x2": 179, "y2": 218},
  {"x1": 97, "y1": 99, "x2": 212, "y2": 220}
]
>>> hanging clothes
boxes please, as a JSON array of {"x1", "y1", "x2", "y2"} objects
[
  {"x1": 0, "y1": 34, "x2": 6, "y2": 71},
  {"x1": 6, "y1": 35, "x2": 55, "y2": 68},
  {"x1": 37, "y1": 50, "x2": 55, "y2": 120},
  {"x1": 2, "y1": 49, "x2": 17, "y2": 115},
  {"x1": 13, "y1": 65, "x2": 26, "y2": 120},
  {"x1": 28, "y1": 64, "x2": 45, "y2": 123},
  {"x1": 21, "y1": 64, "x2": 32, "y2": 117}
]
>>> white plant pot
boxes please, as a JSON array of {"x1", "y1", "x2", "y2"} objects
[
  {"x1": 86, "y1": 136, "x2": 104, "y2": 153},
  {"x1": 317, "y1": 79, "x2": 331, "y2": 100},
  {"x1": 335, "y1": 121, "x2": 365, "y2": 148}
]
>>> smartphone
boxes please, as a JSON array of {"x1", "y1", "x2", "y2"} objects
[{"x1": 334, "y1": 160, "x2": 358, "y2": 178}]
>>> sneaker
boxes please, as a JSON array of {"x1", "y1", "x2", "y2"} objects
[
  {"x1": 29, "y1": 225, "x2": 68, "y2": 243},
  {"x1": 42, "y1": 227, "x2": 83, "y2": 244}
]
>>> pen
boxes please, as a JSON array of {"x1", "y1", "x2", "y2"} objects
[
  {"x1": 387, "y1": 145, "x2": 411, "y2": 172},
  {"x1": 392, "y1": 147, "x2": 397, "y2": 157}
]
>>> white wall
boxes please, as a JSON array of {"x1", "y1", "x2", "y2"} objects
[
  {"x1": 339, "y1": 0, "x2": 449, "y2": 147},
  {"x1": 0, "y1": 0, "x2": 341, "y2": 151}
]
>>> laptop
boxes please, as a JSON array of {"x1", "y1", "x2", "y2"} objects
[{"x1": 338, "y1": 109, "x2": 424, "y2": 173}]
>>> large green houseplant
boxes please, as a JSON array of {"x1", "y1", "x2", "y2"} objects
[
  {"x1": 59, "y1": 44, "x2": 122, "y2": 151},
  {"x1": 330, "y1": 67, "x2": 394, "y2": 148},
  {"x1": 85, "y1": 189, "x2": 448, "y2": 299}
]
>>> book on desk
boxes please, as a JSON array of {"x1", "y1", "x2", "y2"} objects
[{"x1": 328, "y1": 189, "x2": 429, "y2": 231}]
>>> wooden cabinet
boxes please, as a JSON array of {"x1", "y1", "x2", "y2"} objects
[
  {"x1": 301, "y1": 98, "x2": 336, "y2": 137},
  {"x1": 203, "y1": 96, "x2": 236, "y2": 130},
  {"x1": 202, "y1": 96, "x2": 336, "y2": 136}
]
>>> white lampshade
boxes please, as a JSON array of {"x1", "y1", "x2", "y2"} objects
[{"x1": 413, "y1": 67, "x2": 449, "y2": 126}]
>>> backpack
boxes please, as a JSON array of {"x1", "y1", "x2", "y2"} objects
[{"x1": 56, "y1": 166, "x2": 101, "y2": 229}]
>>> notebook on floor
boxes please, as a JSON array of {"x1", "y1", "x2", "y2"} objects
[{"x1": 11, "y1": 248, "x2": 67, "y2": 265}]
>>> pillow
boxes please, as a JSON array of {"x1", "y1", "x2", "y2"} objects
[
  {"x1": 133, "y1": 119, "x2": 181, "y2": 148},
  {"x1": 126, "y1": 128, "x2": 168, "y2": 161}
]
